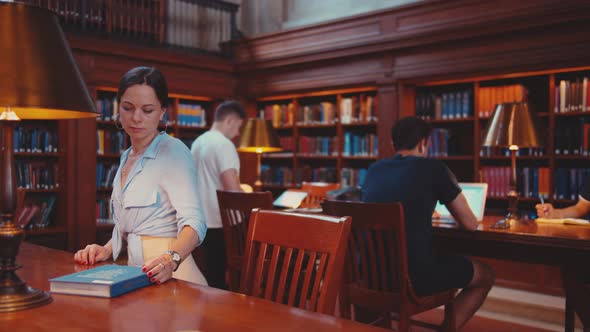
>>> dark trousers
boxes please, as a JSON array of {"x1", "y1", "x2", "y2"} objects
[{"x1": 196, "y1": 228, "x2": 227, "y2": 290}]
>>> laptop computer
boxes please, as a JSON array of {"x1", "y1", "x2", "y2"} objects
[
  {"x1": 273, "y1": 190, "x2": 308, "y2": 209},
  {"x1": 434, "y1": 182, "x2": 488, "y2": 222}
]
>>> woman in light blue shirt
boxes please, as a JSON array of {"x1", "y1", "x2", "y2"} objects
[{"x1": 74, "y1": 67, "x2": 207, "y2": 285}]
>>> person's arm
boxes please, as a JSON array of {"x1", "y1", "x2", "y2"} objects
[
  {"x1": 536, "y1": 199, "x2": 590, "y2": 219},
  {"x1": 446, "y1": 193, "x2": 478, "y2": 231},
  {"x1": 220, "y1": 168, "x2": 242, "y2": 191},
  {"x1": 142, "y1": 143, "x2": 206, "y2": 284}
]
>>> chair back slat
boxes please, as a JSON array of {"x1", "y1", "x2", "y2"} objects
[
  {"x1": 287, "y1": 249, "x2": 306, "y2": 307},
  {"x1": 217, "y1": 190, "x2": 273, "y2": 291},
  {"x1": 240, "y1": 209, "x2": 351, "y2": 314},
  {"x1": 323, "y1": 200, "x2": 407, "y2": 294},
  {"x1": 264, "y1": 245, "x2": 282, "y2": 300},
  {"x1": 276, "y1": 247, "x2": 294, "y2": 302}
]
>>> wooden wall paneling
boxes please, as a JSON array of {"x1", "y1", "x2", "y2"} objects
[
  {"x1": 376, "y1": 80, "x2": 397, "y2": 159},
  {"x1": 69, "y1": 35, "x2": 236, "y2": 99},
  {"x1": 74, "y1": 118, "x2": 98, "y2": 251},
  {"x1": 392, "y1": 21, "x2": 590, "y2": 83},
  {"x1": 234, "y1": 0, "x2": 590, "y2": 69},
  {"x1": 64, "y1": 120, "x2": 77, "y2": 252},
  {"x1": 243, "y1": 55, "x2": 388, "y2": 97}
]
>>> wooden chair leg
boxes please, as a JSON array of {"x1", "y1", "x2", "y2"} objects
[
  {"x1": 339, "y1": 298, "x2": 352, "y2": 319},
  {"x1": 565, "y1": 296, "x2": 575, "y2": 332},
  {"x1": 444, "y1": 302, "x2": 456, "y2": 332},
  {"x1": 397, "y1": 312, "x2": 409, "y2": 332}
]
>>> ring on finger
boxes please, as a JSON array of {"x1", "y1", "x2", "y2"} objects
[{"x1": 158, "y1": 263, "x2": 165, "y2": 270}]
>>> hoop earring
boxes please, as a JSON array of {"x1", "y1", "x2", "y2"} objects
[
  {"x1": 160, "y1": 118, "x2": 168, "y2": 132},
  {"x1": 114, "y1": 113, "x2": 122, "y2": 130}
]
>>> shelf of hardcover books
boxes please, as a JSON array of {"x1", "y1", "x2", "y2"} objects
[
  {"x1": 173, "y1": 96, "x2": 213, "y2": 147},
  {"x1": 14, "y1": 120, "x2": 67, "y2": 249},
  {"x1": 255, "y1": 88, "x2": 378, "y2": 196},
  {"x1": 416, "y1": 83, "x2": 476, "y2": 183}
]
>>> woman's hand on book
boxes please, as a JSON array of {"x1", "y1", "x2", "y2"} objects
[
  {"x1": 142, "y1": 255, "x2": 174, "y2": 285},
  {"x1": 74, "y1": 244, "x2": 111, "y2": 265}
]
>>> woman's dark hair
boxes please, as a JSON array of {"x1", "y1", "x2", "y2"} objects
[
  {"x1": 391, "y1": 116, "x2": 433, "y2": 151},
  {"x1": 117, "y1": 66, "x2": 168, "y2": 108},
  {"x1": 214, "y1": 100, "x2": 247, "y2": 121}
]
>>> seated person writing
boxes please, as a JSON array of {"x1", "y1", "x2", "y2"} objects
[
  {"x1": 361, "y1": 116, "x2": 495, "y2": 331},
  {"x1": 536, "y1": 178, "x2": 590, "y2": 328},
  {"x1": 535, "y1": 177, "x2": 590, "y2": 220}
]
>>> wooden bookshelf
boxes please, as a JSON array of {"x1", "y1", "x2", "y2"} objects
[
  {"x1": 256, "y1": 88, "x2": 378, "y2": 190},
  {"x1": 14, "y1": 120, "x2": 71, "y2": 250},
  {"x1": 402, "y1": 66, "x2": 590, "y2": 216}
]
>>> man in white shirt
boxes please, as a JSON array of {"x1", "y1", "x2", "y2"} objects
[{"x1": 191, "y1": 100, "x2": 246, "y2": 289}]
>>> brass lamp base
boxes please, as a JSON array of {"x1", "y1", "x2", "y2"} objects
[
  {"x1": 0, "y1": 221, "x2": 52, "y2": 312},
  {"x1": 491, "y1": 217, "x2": 515, "y2": 229}
]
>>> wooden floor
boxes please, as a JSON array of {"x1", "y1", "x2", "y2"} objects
[{"x1": 407, "y1": 310, "x2": 555, "y2": 332}]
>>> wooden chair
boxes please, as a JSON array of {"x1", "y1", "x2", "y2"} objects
[
  {"x1": 216, "y1": 190, "x2": 274, "y2": 292},
  {"x1": 300, "y1": 182, "x2": 340, "y2": 208},
  {"x1": 323, "y1": 200, "x2": 456, "y2": 331},
  {"x1": 562, "y1": 265, "x2": 590, "y2": 332},
  {"x1": 239, "y1": 209, "x2": 351, "y2": 314}
]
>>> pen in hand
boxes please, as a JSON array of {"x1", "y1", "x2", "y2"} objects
[{"x1": 539, "y1": 195, "x2": 548, "y2": 216}]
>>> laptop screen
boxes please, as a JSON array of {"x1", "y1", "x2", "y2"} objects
[
  {"x1": 273, "y1": 190, "x2": 308, "y2": 209},
  {"x1": 434, "y1": 183, "x2": 488, "y2": 221}
]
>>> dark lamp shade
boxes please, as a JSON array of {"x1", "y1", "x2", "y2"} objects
[
  {"x1": 237, "y1": 119, "x2": 282, "y2": 153},
  {"x1": 0, "y1": 3, "x2": 97, "y2": 119},
  {"x1": 481, "y1": 102, "x2": 544, "y2": 149}
]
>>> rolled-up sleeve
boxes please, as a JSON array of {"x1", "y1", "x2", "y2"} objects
[{"x1": 161, "y1": 145, "x2": 207, "y2": 245}]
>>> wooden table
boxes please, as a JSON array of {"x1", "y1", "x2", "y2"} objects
[
  {"x1": 2, "y1": 243, "x2": 386, "y2": 332},
  {"x1": 433, "y1": 215, "x2": 590, "y2": 332}
]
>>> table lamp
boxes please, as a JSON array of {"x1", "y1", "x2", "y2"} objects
[
  {"x1": 237, "y1": 118, "x2": 282, "y2": 187},
  {"x1": 481, "y1": 102, "x2": 544, "y2": 229},
  {"x1": 0, "y1": 3, "x2": 98, "y2": 311}
]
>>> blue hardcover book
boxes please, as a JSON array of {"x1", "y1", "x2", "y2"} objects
[{"x1": 50, "y1": 265, "x2": 150, "y2": 298}]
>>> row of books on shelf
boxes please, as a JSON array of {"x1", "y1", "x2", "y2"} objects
[
  {"x1": 297, "y1": 103, "x2": 337, "y2": 125},
  {"x1": 261, "y1": 95, "x2": 377, "y2": 127},
  {"x1": 260, "y1": 166, "x2": 339, "y2": 186},
  {"x1": 478, "y1": 84, "x2": 527, "y2": 118},
  {"x1": 261, "y1": 104, "x2": 295, "y2": 128},
  {"x1": 16, "y1": 161, "x2": 59, "y2": 189},
  {"x1": 555, "y1": 78, "x2": 590, "y2": 113},
  {"x1": 95, "y1": 96, "x2": 118, "y2": 121},
  {"x1": 554, "y1": 119, "x2": 590, "y2": 156},
  {"x1": 96, "y1": 198, "x2": 114, "y2": 224},
  {"x1": 97, "y1": 129, "x2": 127, "y2": 155},
  {"x1": 340, "y1": 95, "x2": 377, "y2": 124},
  {"x1": 342, "y1": 133, "x2": 378, "y2": 157},
  {"x1": 479, "y1": 146, "x2": 545, "y2": 157},
  {"x1": 177, "y1": 103, "x2": 207, "y2": 127},
  {"x1": 415, "y1": 90, "x2": 472, "y2": 120},
  {"x1": 427, "y1": 128, "x2": 452, "y2": 157},
  {"x1": 97, "y1": 163, "x2": 119, "y2": 189},
  {"x1": 553, "y1": 168, "x2": 588, "y2": 201},
  {"x1": 15, "y1": 195, "x2": 56, "y2": 229},
  {"x1": 480, "y1": 166, "x2": 550, "y2": 199},
  {"x1": 13, "y1": 127, "x2": 58, "y2": 153},
  {"x1": 279, "y1": 137, "x2": 295, "y2": 151},
  {"x1": 340, "y1": 168, "x2": 367, "y2": 188},
  {"x1": 298, "y1": 136, "x2": 338, "y2": 156}
]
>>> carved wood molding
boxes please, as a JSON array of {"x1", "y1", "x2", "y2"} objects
[
  {"x1": 235, "y1": 0, "x2": 590, "y2": 71},
  {"x1": 67, "y1": 34, "x2": 236, "y2": 98}
]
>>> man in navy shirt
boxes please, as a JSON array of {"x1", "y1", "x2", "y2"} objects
[{"x1": 362, "y1": 116, "x2": 495, "y2": 331}]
